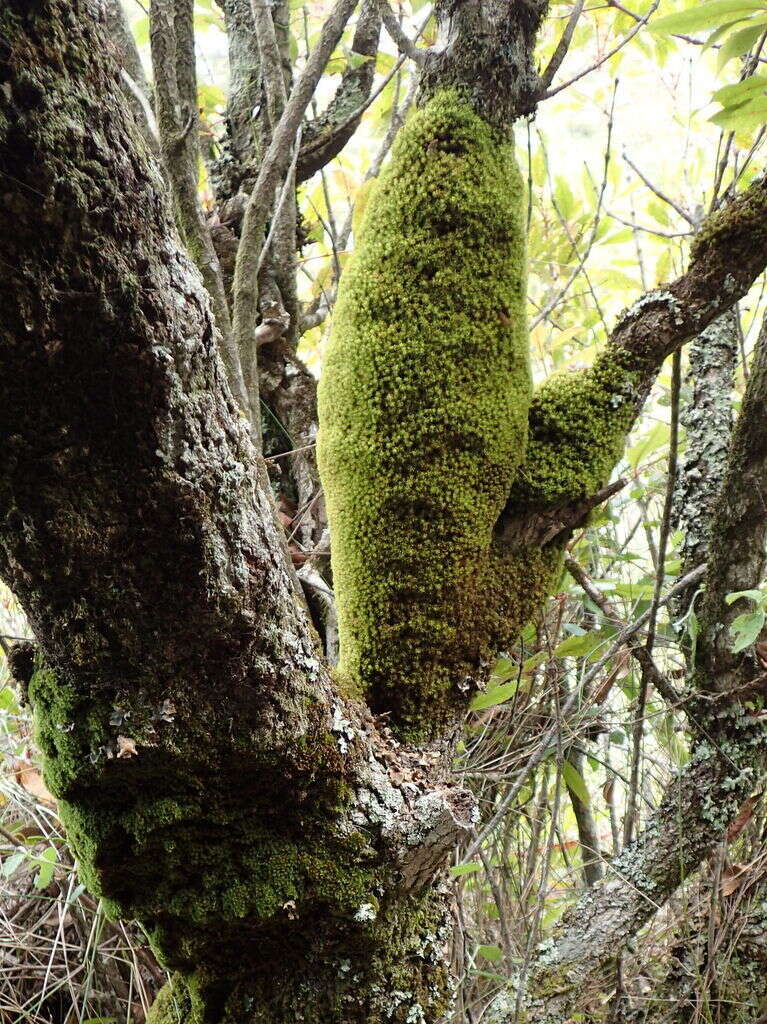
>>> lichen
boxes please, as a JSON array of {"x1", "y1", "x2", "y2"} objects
[
  {"x1": 146, "y1": 886, "x2": 455, "y2": 1024},
  {"x1": 317, "y1": 90, "x2": 531, "y2": 739}
]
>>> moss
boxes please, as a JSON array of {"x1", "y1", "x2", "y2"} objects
[
  {"x1": 28, "y1": 656, "x2": 383, "y2": 980},
  {"x1": 512, "y1": 348, "x2": 641, "y2": 512},
  {"x1": 317, "y1": 90, "x2": 531, "y2": 739},
  {"x1": 147, "y1": 886, "x2": 453, "y2": 1024}
]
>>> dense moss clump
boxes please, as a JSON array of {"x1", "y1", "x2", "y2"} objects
[
  {"x1": 512, "y1": 349, "x2": 641, "y2": 510},
  {"x1": 317, "y1": 91, "x2": 531, "y2": 739}
]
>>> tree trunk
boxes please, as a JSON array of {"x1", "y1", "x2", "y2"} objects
[
  {"x1": 4, "y1": 2, "x2": 767, "y2": 1022},
  {"x1": 0, "y1": 5, "x2": 473, "y2": 1021}
]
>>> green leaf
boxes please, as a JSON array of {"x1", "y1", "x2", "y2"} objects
[
  {"x1": 477, "y1": 944, "x2": 503, "y2": 962},
  {"x1": 34, "y1": 846, "x2": 57, "y2": 890},
  {"x1": 1, "y1": 851, "x2": 26, "y2": 878},
  {"x1": 725, "y1": 588, "x2": 766, "y2": 605},
  {"x1": 554, "y1": 627, "x2": 613, "y2": 661},
  {"x1": 730, "y1": 609, "x2": 766, "y2": 652},
  {"x1": 706, "y1": 17, "x2": 758, "y2": 47},
  {"x1": 651, "y1": 2, "x2": 766, "y2": 37},
  {"x1": 717, "y1": 22, "x2": 767, "y2": 68},
  {"x1": 713, "y1": 74, "x2": 767, "y2": 105},
  {"x1": 711, "y1": 96, "x2": 767, "y2": 130},
  {"x1": 470, "y1": 680, "x2": 519, "y2": 711},
  {"x1": 562, "y1": 760, "x2": 591, "y2": 806},
  {"x1": 627, "y1": 421, "x2": 670, "y2": 470},
  {"x1": 451, "y1": 862, "x2": 481, "y2": 878}
]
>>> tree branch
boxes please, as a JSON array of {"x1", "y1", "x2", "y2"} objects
[
  {"x1": 150, "y1": 0, "x2": 254, "y2": 427},
  {"x1": 296, "y1": 0, "x2": 381, "y2": 182},
  {"x1": 498, "y1": 169, "x2": 767, "y2": 549},
  {"x1": 232, "y1": 0, "x2": 361, "y2": 449}
]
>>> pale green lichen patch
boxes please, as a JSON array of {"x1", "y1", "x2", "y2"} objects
[{"x1": 317, "y1": 90, "x2": 531, "y2": 739}]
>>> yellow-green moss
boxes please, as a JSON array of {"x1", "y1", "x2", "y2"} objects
[
  {"x1": 317, "y1": 90, "x2": 530, "y2": 739},
  {"x1": 513, "y1": 349, "x2": 641, "y2": 510}
]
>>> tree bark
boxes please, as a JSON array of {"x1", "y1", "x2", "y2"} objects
[{"x1": 0, "y1": 5, "x2": 474, "y2": 1021}]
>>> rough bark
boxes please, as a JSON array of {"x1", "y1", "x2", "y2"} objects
[
  {"x1": 671, "y1": 310, "x2": 738, "y2": 621},
  {"x1": 0, "y1": 6, "x2": 475, "y2": 1021},
  {"x1": 104, "y1": 0, "x2": 160, "y2": 155},
  {"x1": 150, "y1": 0, "x2": 255, "y2": 428},
  {"x1": 498, "y1": 169, "x2": 767, "y2": 553},
  {"x1": 674, "y1": 311, "x2": 738, "y2": 578},
  {"x1": 418, "y1": 0, "x2": 550, "y2": 126}
]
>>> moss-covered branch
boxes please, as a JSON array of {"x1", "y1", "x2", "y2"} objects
[
  {"x1": 318, "y1": 91, "x2": 533, "y2": 739},
  {"x1": 498, "y1": 170, "x2": 767, "y2": 550}
]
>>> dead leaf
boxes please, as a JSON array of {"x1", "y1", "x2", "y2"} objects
[
  {"x1": 12, "y1": 759, "x2": 56, "y2": 807},
  {"x1": 116, "y1": 735, "x2": 138, "y2": 759},
  {"x1": 726, "y1": 796, "x2": 757, "y2": 842},
  {"x1": 721, "y1": 862, "x2": 752, "y2": 898},
  {"x1": 602, "y1": 776, "x2": 616, "y2": 806}
]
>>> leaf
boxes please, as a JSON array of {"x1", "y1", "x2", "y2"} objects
[
  {"x1": 34, "y1": 846, "x2": 57, "y2": 890},
  {"x1": 602, "y1": 776, "x2": 616, "y2": 805},
  {"x1": 720, "y1": 861, "x2": 752, "y2": 897},
  {"x1": 627, "y1": 421, "x2": 670, "y2": 470},
  {"x1": 13, "y1": 759, "x2": 56, "y2": 806},
  {"x1": 730, "y1": 609, "x2": 766, "y2": 652},
  {"x1": 470, "y1": 680, "x2": 518, "y2": 711},
  {"x1": 1, "y1": 851, "x2": 26, "y2": 878},
  {"x1": 554, "y1": 628, "x2": 613, "y2": 661},
  {"x1": 451, "y1": 862, "x2": 481, "y2": 877},
  {"x1": 713, "y1": 74, "x2": 767, "y2": 106},
  {"x1": 477, "y1": 944, "x2": 503, "y2": 962},
  {"x1": 116, "y1": 735, "x2": 138, "y2": 758},
  {"x1": 725, "y1": 588, "x2": 765, "y2": 605},
  {"x1": 717, "y1": 22, "x2": 767, "y2": 68},
  {"x1": 651, "y1": 2, "x2": 767, "y2": 37},
  {"x1": 562, "y1": 760, "x2": 590, "y2": 806},
  {"x1": 711, "y1": 96, "x2": 767, "y2": 130}
]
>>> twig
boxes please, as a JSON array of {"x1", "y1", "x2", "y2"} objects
[
  {"x1": 378, "y1": 0, "x2": 425, "y2": 63},
  {"x1": 539, "y1": 0, "x2": 661, "y2": 101},
  {"x1": 539, "y1": 0, "x2": 586, "y2": 90},
  {"x1": 623, "y1": 153, "x2": 697, "y2": 226}
]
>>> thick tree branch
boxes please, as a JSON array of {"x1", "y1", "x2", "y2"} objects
[
  {"x1": 0, "y1": 7, "x2": 475, "y2": 1018},
  {"x1": 418, "y1": 0, "x2": 550, "y2": 125},
  {"x1": 698, "y1": 312, "x2": 767, "y2": 691},
  {"x1": 296, "y1": 0, "x2": 381, "y2": 182},
  {"x1": 498, "y1": 169, "x2": 767, "y2": 549},
  {"x1": 150, "y1": 0, "x2": 255, "y2": 427}
]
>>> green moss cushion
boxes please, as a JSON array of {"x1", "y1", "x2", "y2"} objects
[{"x1": 318, "y1": 91, "x2": 531, "y2": 738}]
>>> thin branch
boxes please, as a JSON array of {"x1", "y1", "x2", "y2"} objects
[
  {"x1": 539, "y1": 0, "x2": 660, "y2": 101},
  {"x1": 378, "y1": 0, "x2": 426, "y2": 63},
  {"x1": 232, "y1": 0, "x2": 361, "y2": 449},
  {"x1": 564, "y1": 554, "x2": 681, "y2": 706},
  {"x1": 623, "y1": 152, "x2": 697, "y2": 227},
  {"x1": 539, "y1": 0, "x2": 586, "y2": 90}
]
